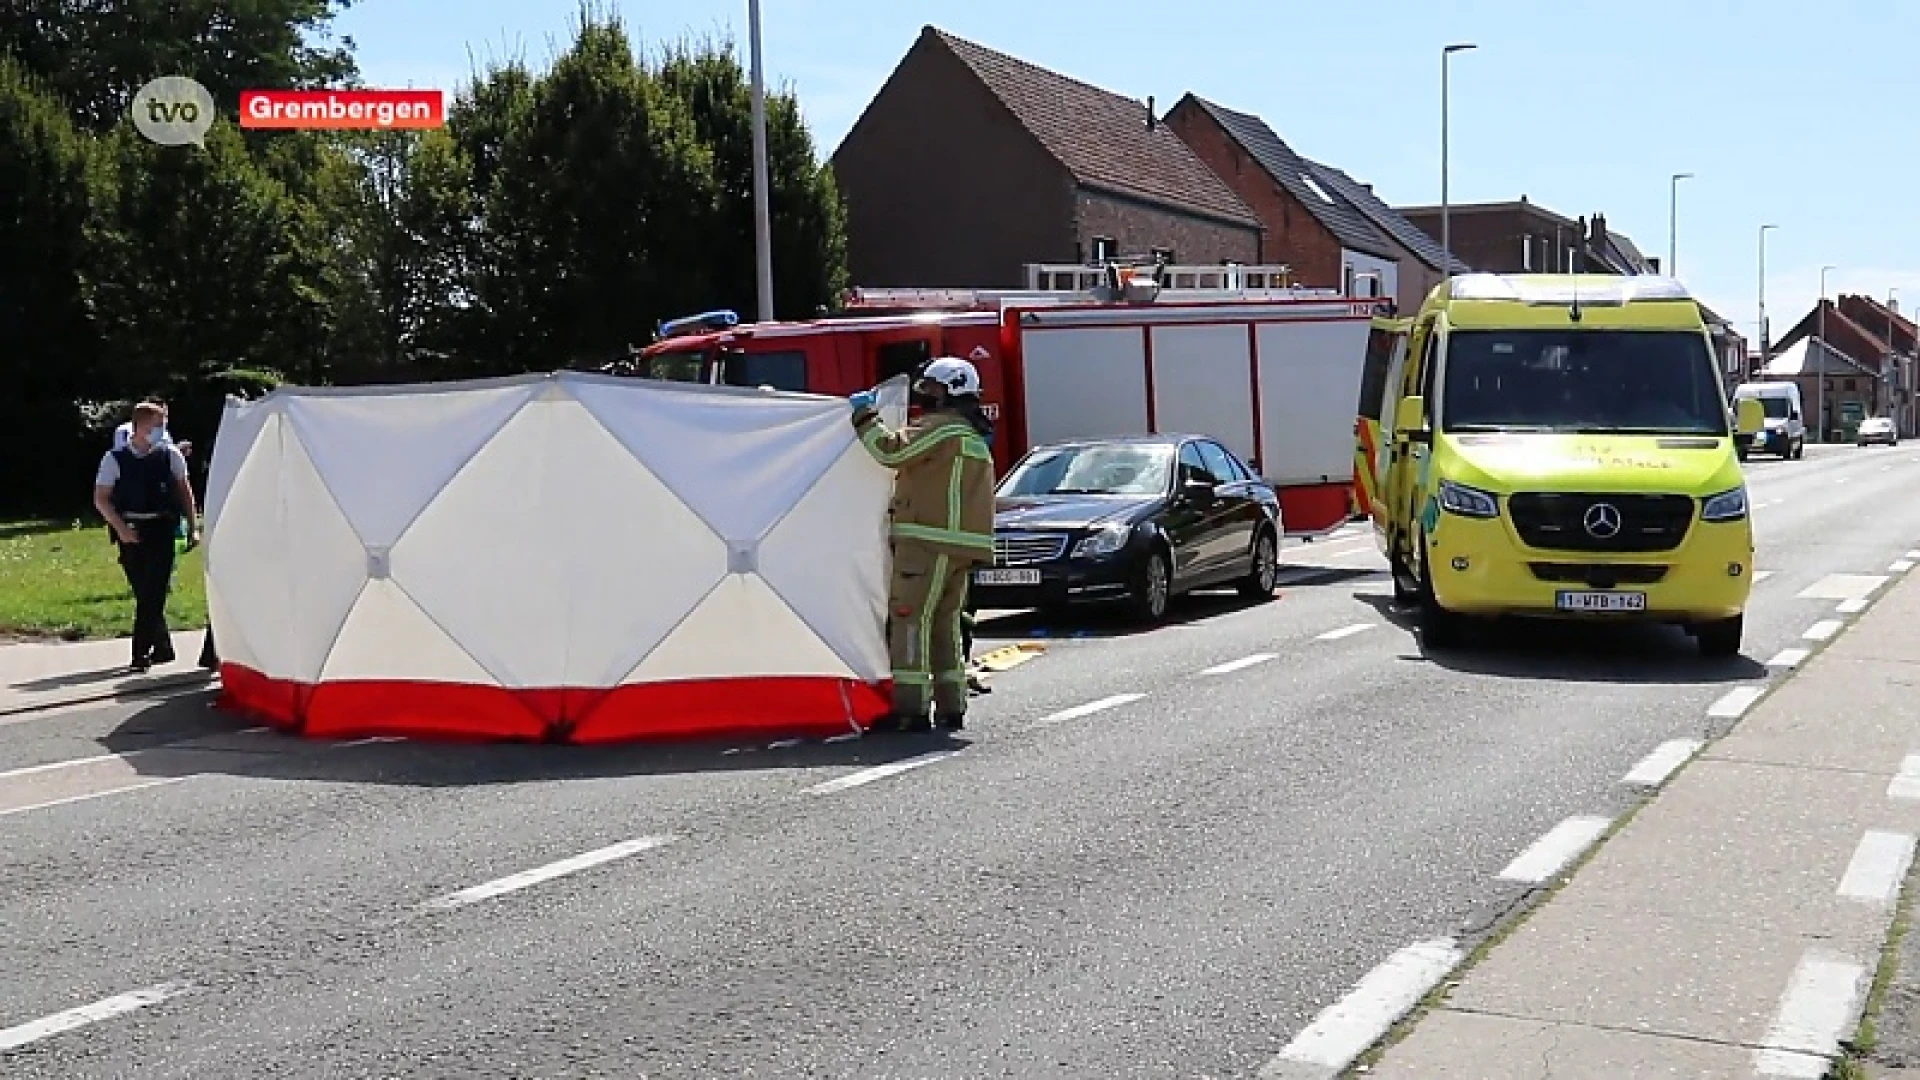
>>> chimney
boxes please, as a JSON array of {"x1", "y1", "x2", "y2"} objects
[
  {"x1": 1591, "y1": 213, "x2": 1609, "y2": 246},
  {"x1": 1145, "y1": 96, "x2": 1155, "y2": 131}
]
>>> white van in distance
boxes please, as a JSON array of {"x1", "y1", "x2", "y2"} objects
[{"x1": 1731, "y1": 381, "x2": 1805, "y2": 460}]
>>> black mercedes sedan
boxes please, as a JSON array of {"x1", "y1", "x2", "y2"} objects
[{"x1": 969, "y1": 434, "x2": 1284, "y2": 624}]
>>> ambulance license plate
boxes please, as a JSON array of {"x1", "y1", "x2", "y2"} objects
[
  {"x1": 975, "y1": 569, "x2": 1040, "y2": 586},
  {"x1": 1555, "y1": 590, "x2": 1646, "y2": 612}
]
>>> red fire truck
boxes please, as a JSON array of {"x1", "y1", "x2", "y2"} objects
[{"x1": 630, "y1": 262, "x2": 1392, "y2": 537}]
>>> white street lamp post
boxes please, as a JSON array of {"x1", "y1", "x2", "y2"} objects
[
  {"x1": 748, "y1": 0, "x2": 774, "y2": 322},
  {"x1": 1440, "y1": 43, "x2": 1476, "y2": 283}
]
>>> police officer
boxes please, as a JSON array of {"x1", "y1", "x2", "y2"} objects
[
  {"x1": 850, "y1": 357, "x2": 996, "y2": 732},
  {"x1": 92, "y1": 402, "x2": 199, "y2": 672}
]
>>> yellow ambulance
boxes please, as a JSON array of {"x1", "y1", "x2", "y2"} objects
[{"x1": 1358, "y1": 273, "x2": 1765, "y2": 657}]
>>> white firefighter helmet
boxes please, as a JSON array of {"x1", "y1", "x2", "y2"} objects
[{"x1": 920, "y1": 355, "x2": 982, "y2": 397}]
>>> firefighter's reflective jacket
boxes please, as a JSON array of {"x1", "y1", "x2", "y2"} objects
[{"x1": 853, "y1": 405, "x2": 996, "y2": 566}]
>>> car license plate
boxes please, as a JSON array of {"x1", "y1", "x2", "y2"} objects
[
  {"x1": 975, "y1": 569, "x2": 1040, "y2": 586},
  {"x1": 1555, "y1": 590, "x2": 1647, "y2": 612}
]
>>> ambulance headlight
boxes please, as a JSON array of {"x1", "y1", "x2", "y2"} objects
[
  {"x1": 1701, "y1": 486, "x2": 1747, "y2": 522},
  {"x1": 1437, "y1": 479, "x2": 1499, "y2": 518},
  {"x1": 1073, "y1": 523, "x2": 1132, "y2": 558}
]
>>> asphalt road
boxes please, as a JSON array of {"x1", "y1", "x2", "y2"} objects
[{"x1": 5, "y1": 441, "x2": 1920, "y2": 1078}]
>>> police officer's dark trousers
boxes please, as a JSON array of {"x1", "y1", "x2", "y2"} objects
[
  {"x1": 117, "y1": 520, "x2": 176, "y2": 664},
  {"x1": 887, "y1": 542, "x2": 972, "y2": 722}
]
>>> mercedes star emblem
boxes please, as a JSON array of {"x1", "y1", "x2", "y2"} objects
[{"x1": 1583, "y1": 502, "x2": 1623, "y2": 539}]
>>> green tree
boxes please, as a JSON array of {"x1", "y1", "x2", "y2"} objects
[
  {"x1": 656, "y1": 38, "x2": 847, "y2": 321},
  {"x1": 0, "y1": 54, "x2": 105, "y2": 511},
  {"x1": 1, "y1": 0, "x2": 359, "y2": 132}
]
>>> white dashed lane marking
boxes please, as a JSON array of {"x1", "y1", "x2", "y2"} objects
[
  {"x1": 1201, "y1": 653, "x2": 1275, "y2": 675},
  {"x1": 1708, "y1": 686, "x2": 1767, "y2": 719},
  {"x1": 1887, "y1": 756, "x2": 1920, "y2": 800},
  {"x1": 1620, "y1": 739, "x2": 1702, "y2": 788},
  {"x1": 803, "y1": 752, "x2": 959, "y2": 796},
  {"x1": 1029, "y1": 693, "x2": 1145, "y2": 729},
  {"x1": 418, "y1": 835, "x2": 679, "y2": 910},
  {"x1": 0, "y1": 982, "x2": 195, "y2": 1052},
  {"x1": 1893, "y1": 560, "x2": 1915, "y2": 574},
  {"x1": 1836, "y1": 831, "x2": 1915, "y2": 907},
  {"x1": 1314, "y1": 623, "x2": 1376, "y2": 642},
  {"x1": 1803, "y1": 620, "x2": 1845, "y2": 642},
  {"x1": 1497, "y1": 815, "x2": 1612, "y2": 884},
  {"x1": 1258, "y1": 938, "x2": 1463, "y2": 1079},
  {"x1": 1753, "y1": 570, "x2": 1776, "y2": 583},
  {"x1": 1767, "y1": 648, "x2": 1811, "y2": 670},
  {"x1": 1753, "y1": 951, "x2": 1868, "y2": 1076}
]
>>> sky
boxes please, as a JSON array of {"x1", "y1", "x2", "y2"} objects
[{"x1": 333, "y1": 0, "x2": 1920, "y2": 348}]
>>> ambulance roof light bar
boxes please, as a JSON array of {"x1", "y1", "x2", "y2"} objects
[{"x1": 1448, "y1": 273, "x2": 1694, "y2": 307}]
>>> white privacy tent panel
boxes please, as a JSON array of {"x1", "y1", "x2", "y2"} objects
[{"x1": 203, "y1": 372, "x2": 911, "y2": 743}]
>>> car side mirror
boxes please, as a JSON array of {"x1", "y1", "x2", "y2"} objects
[
  {"x1": 1735, "y1": 398, "x2": 1764, "y2": 436},
  {"x1": 1181, "y1": 478, "x2": 1217, "y2": 505},
  {"x1": 1395, "y1": 395, "x2": 1429, "y2": 442}
]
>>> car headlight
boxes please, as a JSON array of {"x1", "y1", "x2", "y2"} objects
[
  {"x1": 1437, "y1": 479, "x2": 1498, "y2": 518},
  {"x1": 1072, "y1": 523, "x2": 1132, "y2": 558},
  {"x1": 1701, "y1": 486, "x2": 1747, "y2": 522}
]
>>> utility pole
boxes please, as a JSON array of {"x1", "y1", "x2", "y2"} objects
[
  {"x1": 1668, "y1": 173, "x2": 1692, "y2": 277},
  {"x1": 748, "y1": 0, "x2": 775, "y2": 322},
  {"x1": 1757, "y1": 224, "x2": 1778, "y2": 378},
  {"x1": 1818, "y1": 265, "x2": 1834, "y2": 442},
  {"x1": 1440, "y1": 43, "x2": 1476, "y2": 283}
]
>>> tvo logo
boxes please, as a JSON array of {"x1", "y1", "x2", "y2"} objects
[{"x1": 131, "y1": 76, "x2": 216, "y2": 146}]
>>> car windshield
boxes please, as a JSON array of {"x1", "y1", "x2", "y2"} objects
[
  {"x1": 1754, "y1": 396, "x2": 1791, "y2": 418},
  {"x1": 999, "y1": 444, "x2": 1175, "y2": 497},
  {"x1": 1442, "y1": 329, "x2": 1729, "y2": 436}
]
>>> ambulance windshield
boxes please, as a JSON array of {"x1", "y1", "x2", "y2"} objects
[{"x1": 1441, "y1": 330, "x2": 1729, "y2": 437}]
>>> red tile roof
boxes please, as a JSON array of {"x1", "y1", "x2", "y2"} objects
[{"x1": 926, "y1": 28, "x2": 1259, "y2": 228}]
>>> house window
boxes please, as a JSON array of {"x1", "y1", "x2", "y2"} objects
[
  {"x1": 1521, "y1": 236, "x2": 1533, "y2": 271},
  {"x1": 1150, "y1": 246, "x2": 1175, "y2": 264},
  {"x1": 1343, "y1": 264, "x2": 1355, "y2": 295},
  {"x1": 1091, "y1": 236, "x2": 1116, "y2": 263}
]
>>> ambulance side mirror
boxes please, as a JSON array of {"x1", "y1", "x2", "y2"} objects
[{"x1": 1395, "y1": 396, "x2": 1429, "y2": 442}]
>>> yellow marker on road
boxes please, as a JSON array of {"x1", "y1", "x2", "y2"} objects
[{"x1": 970, "y1": 642, "x2": 1045, "y2": 674}]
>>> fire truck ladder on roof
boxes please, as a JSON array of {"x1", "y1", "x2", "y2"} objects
[{"x1": 845, "y1": 263, "x2": 1341, "y2": 311}]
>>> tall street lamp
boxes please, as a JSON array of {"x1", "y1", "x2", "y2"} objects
[
  {"x1": 1440, "y1": 43, "x2": 1477, "y2": 282},
  {"x1": 1668, "y1": 172, "x2": 1692, "y2": 277},
  {"x1": 748, "y1": 0, "x2": 775, "y2": 321},
  {"x1": 1818, "y1": 264, "x2": 1835, "y2": 441},
  {"x1": 1757, "y1": 224, "x2": 1778, "y2": 376},
  {"x1": 1887, "y1": 287, "x2": 1900, "y2": 420}
]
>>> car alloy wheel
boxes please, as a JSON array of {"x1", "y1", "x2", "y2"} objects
[
  {"x1": 1133, "y1": 550, "x2": 1170, "y2": 623},
  {"x1": 1240, "y1": 530, "x2": 1278, "y2": 599}
]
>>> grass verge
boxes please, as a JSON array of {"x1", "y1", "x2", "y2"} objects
[{"x1": 0, "y1": 520, "x2": 206, "y2": 641}]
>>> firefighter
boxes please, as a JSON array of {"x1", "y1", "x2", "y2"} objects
[{"x1": 849, "y1": 357, "x2": 996, "y2": 732}]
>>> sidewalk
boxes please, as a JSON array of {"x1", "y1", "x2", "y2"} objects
[
  {"x1": 0, "y1": 630, "x2": 213, "y2": 716},
  {"x1": 1362, "y1": 565, "x2": 1920, "y2": 1078}
]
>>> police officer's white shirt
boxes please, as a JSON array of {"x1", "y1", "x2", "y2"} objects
[
  {"x1": 96, "y1": 439, "x2": 189, "y2": 488},
  {"x1": 112, "y1": 421, "x2": 173, "y2": 451}
]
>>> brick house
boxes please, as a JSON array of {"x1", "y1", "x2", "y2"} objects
[
  {"x1": 1302, "y1": 161, "x2": 1471, "y2": 313},
  {"x1": 829, "y1": 27, "x2": 1262, "y2": 288},
  {"x1": 1395, "y1": 198, "x2": 1655, "y2": 277},
  {"x1": 1163, "y1": 96, "x2": 1405, "y2": 303},
  {"x1": 1769, "y1": 295, "x2": 1919, "y2": 437}
]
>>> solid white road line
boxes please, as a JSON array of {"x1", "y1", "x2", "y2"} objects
[
  {"x1": 1836, "y1": 831, "x2": 1916, "y2": 907},
  {"x1": 1767, "y1": 648, "x2": 1811, "y2": 670},
  {"x1": 1887, "y1": 755, "x2": 1920, "y2": 800},
  {"x1": 1497, "y1": 815, "x2": 1612, "y2": 884},
  {"x1": 1620, "y1": 739, "x2": 1703, "y2": 788},
  {"x1": 419, "y1": 835, "x2": 678, "y2": 911},
  {"x1": 331, "y1": 736, "x2": 405, "y2": 748},
  {"x1": 1803, "y1": 620, "x2": 1845, "y2": 642},
  {"x1": 803, "y1": 751, "x2": 960, "y2": 795},
  {"x1": 1257, "y1": 938, "x2": 1463, "y2": 1079},
  {"x1": 1201, "y1": 653, "x2": 1276, "y2": 676},
  {"x1": 1707, "y1": 686, "x2": 1767, "y2": 720},
  {"x1": 0, "y1": 778, "x2": 186, "y2": 820},
  {"x1": 1030, "y1": 693, "x2": 1145, "y2": 728},
  {"x1": 1314, "y1": 623, "x2": 1375, "y2": 642},
  {"x1": 1753, "y1": 950, "x2": 1868, "y2": 1077},
  {"x1": 1893, "y1": 560, "x2": 1915, "y2": 574},
  {"x1": 0, "y1": 751, "x2": 139, "y2": 779},
  {"x1": 0, "y1": 981, "x2": 194, "y2": 1052}
]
